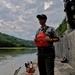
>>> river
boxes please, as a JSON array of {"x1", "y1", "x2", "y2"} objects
[{"x1": 0, "y1": 48, "x2": 37, "y2": 75}]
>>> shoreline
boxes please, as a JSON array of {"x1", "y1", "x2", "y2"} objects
[{"x1": 0, "y1": 47, "x2": 37, "y2": 49}]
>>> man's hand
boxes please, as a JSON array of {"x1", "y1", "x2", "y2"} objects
[{"x1": 44, "y1": 36, "x2": 52, "y2": 42}]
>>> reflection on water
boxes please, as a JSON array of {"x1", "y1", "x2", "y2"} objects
[
  {"x1": 0, "y1": 48, "x2": 37, "y2": 75},
  {"x1": 0, "y1": 47, "x2": 37, "y2": 60}
]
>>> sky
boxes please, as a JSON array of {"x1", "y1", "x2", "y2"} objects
[{"x1": 0, "y1": 0, "x2": 65, "y2": 40}]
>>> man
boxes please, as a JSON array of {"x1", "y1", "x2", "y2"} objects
[{"x1": 34, "y1": 14, "x2": 59, "y2": 75}]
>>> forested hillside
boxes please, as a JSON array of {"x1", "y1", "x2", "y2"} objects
[
  {"x1": 0, "y1": 32, "x2": 35, "y2": 47},
  {"x1": 56, "y1": 18, "x2": 67, "y2": 36}
]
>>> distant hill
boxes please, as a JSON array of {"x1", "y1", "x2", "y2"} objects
[
  {"x1": 56, "y1": 18, "x2": 67, "y2": 36},
  {"x1": 0, "y1": 32, "x2": 35, "y2": 47}
]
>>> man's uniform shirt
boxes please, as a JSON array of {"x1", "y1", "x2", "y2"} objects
[{"x1": 35, "y1": 25, "x2": 59, "y2": 47}]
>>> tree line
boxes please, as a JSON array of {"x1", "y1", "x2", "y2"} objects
[
  {"x1": 0, "y1": 32, "x2": 35, "y2": 47},
  {"x1": 56, "y1": 18, "x2": 67, "y2": 36}
]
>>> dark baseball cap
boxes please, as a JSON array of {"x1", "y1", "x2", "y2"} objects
[{"x1": 36, "y1": 14, "x2": 47, "y2": 20}]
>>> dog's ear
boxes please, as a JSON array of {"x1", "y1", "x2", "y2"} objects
[{"x1": 25, "y1": 63, "x2": 27, "y2": 67}]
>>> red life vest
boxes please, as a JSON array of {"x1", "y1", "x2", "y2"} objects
[{"x1": 35, "y1": 32, "x2": 50, "y2": 47}]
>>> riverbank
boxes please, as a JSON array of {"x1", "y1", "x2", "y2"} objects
[
  {"x1": 0, "y1": 47, "x2": 36, "y2": 49},
  {"x1": 27, "y1": 58, "x2": 75, "y2": 75}
]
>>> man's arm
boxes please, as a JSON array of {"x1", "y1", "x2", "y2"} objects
[
  {"x1": 52, "y1": 37, "x2": 59, "y2": 42},
  {"x1": 45, "y1": 27, "x2": 59, "y2": 42},
  {"x1": 45, "y1": 36, "x2": 59, "y2": 42}
]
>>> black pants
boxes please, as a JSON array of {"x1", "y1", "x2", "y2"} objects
[{"x1": 38, "y1": 47, "x2": 55, "y2": 75}]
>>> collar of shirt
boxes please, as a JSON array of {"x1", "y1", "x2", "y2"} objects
[{"x1": 39, "y1": 25, "x2": 47, "y2": 31}]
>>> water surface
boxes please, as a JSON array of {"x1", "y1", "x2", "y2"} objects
[{"x1": 0, "y1": 48, "x2": 37, "y2": 75}]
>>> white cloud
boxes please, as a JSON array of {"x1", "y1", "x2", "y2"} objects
[
  {"x1": 44, "y1": 1, "x2": 53, "y2": 10},
  {"x1": 60, "y1": 0, "x2": 63, "y2": 2},
  {"x1": 1, "y1": 0, "x2": 12, "y2": 9},
  {"x1": 0, "y1": 0, "x2": 65, "y2": 40},
  {"x1": 18, "y1": 15, "x2": 25, "y2": 22},
  {"x1": 0, "y1": 20, "x2": 3, "y2": 23},
  {"x1": 25, "y1": 0, "x2": 36, "y2": 4},
  {"x1": 0, "y1": 23, "x2": 3, "y2": 27},
  {"x1": 0, "y1": 0, "x2": 20, "y2": 12}
]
